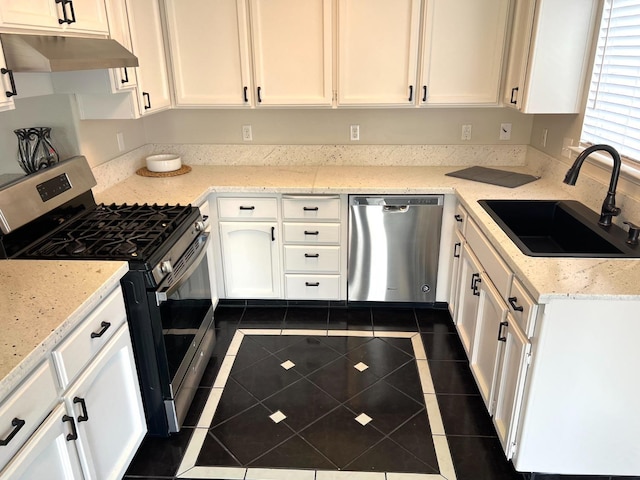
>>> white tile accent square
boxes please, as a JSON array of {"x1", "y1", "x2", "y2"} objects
[
  {"x1": 246, "y1": 467, "x2": 315, "y2": 480},
  {"x1": 416, "y1": 359, "x2": 435, "y2": 394},
  {"x1": 226, "y1": 330, "x2": 245, "y2": 356},
  {"x1": 411, "y1": 333, "x2": 427, "y2": 360},
  {"x1": 424, "y1": 394, "x2": 445, "y2": 436},
  {"x1": 280, "y1": 360, "x2": 295, "y2": 370},
  {"x1": 269, "y1": 410, "x2": 287, "y2": 423},
  {"x1": 433, "y1": 435, "x2": 457, "y2": 480},
  {"x1": 355, "y1": 413, "x2": 372, "y2": 426},
  {"x1": 212, "y1": 354, "x2": 236, "y2": 389},
  {"x1": 316, "y1": 471, "x2": 385, "y2": 480},
  {"x1": 354, "y1": 362, "x2": 369, "y2": 372}
]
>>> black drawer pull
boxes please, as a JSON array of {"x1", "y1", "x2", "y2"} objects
[
  {"x1": 304, "y1": 253, "x2": 319, "y2": 258},
  {"x1": 62, "y1": 415, "x2": 78, "y2": 441},
  {"x1": 453, "y1": 242, "x2": 461, "y2": 258},
  {"x1": 73, "y1": 397, "x2": 89, "y2": 422},
  {"x1": 0, "y1": 418, "x2": 25, "y2": 446},
  {"x1": 454, "y1": 214, "x2": 463, "y2": 222},
  {"x1": 508, "y1": 297, "x2": 524, "y2": 312},
  {"x1": 305, "y1": 282, "x2": 320, "y2": 287},
  {"x1": 90, "y1": 321, "x2": 111, "y2": 339},
  {"x1": 304, "y1": 230, "x2": 319, "y2": 235},
  {"x1": 497, "y1": 321, "x2": 509, "y2": 342},
  {"x1": 303, "y1": 206, "x2": 319, "y2": 211},
  {"x1": 239, "y1": 206, "x2": 255, "y2": 210},
  {"x1": 1, "y1": 68, "x2": 17, "y2": 98}
]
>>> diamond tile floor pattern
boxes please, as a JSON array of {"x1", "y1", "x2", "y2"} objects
[{"x1": 123, "y1": 304, "x2": 634, "y2": 480}]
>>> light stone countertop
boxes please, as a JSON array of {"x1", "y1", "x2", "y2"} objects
[
  {"x1": 96, "y1": 164, "x2": 640, "y2": 302},
  {"x1": 0, "y1": 260, "x2": 128, "y2": 398}
]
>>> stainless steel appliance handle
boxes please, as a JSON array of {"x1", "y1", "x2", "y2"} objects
[{"x1": 156, "y1": 232, "x2": 210, "y2": 305}]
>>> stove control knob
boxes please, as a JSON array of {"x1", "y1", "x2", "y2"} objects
[
  {"x1": 160, "y1": 260, "x2": 173, "y2": 274},
  {"x1": 195, "y1": 220, "x2": 205, "y2": 232}
]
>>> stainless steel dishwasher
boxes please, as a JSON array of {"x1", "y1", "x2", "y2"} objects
[{"x1": 348, "y1": 195, "x2": 443, "y2": 302}]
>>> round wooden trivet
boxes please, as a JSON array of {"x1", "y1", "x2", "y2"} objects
[{"x1": 136, "y1": 165, "x2": 192, "y2": 177}]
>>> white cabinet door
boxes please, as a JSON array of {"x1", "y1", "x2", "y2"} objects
[
  {"x1": 0, "y1": 41, "x2": 16, "y2": 112},
  {"x1": 447, "y1": 228, "x2": 464, "y2": 318},
  {"x1": 66, "y1": 325, "x2": 145, "y2": 480},
  {"x1": 165, "y1": 0, "x2": 252, "y2": 106},
  {"x1": 250, "y1": 0, "x2": 332, "y2": 106},
  {"x1": 337, "y1": 0, "x2": 421, "y2": 106},
  {"x1": 0, "y1": 0, "x2": 109, "y2": 34},
  {"x1": 126, "y1": 0, "x2": 171, "y2": 115},
  {"x1": 471, "y1": 271, "x2": 508, "y2": 412},
  {"x1": 0, "y1": 405, "x2": 84, "y2": 480},
  {"x1": 454, "y1": 243, "x2": 482, "y2": 356},
  {"x1": 219, "y1": 222, "x2": 281, "y2": 298},
  {"x1": 105, "y1": 0, "x2": 137, "y2": 91},
  {"x1": 419, "y1": 0, "x2": 509, "y2": 105},
  {"x1": 492, "y1": 315, "x2": 531, "y2": 458},
  {"x1": 503, "y1": 0, "x2": 599, "y2": 113}
]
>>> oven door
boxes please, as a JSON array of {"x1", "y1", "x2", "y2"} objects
[{"x1": 154, "y1": 232, "x2": 215, "y2": 432}]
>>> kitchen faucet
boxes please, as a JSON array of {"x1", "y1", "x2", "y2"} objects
[{"x1": 563, "y1": 144, "x2": 622, "y2": 227}]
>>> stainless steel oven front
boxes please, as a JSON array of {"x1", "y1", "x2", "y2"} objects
[{"x1": 121, "y1": 230, "x2": 215, "y2": 436}]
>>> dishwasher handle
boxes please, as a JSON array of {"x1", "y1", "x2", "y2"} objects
[{"x1": 383, "y1": 205, "x2": 408, "y2": 212}]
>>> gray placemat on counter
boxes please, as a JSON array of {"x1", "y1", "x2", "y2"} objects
[{"x1": 445, "y1": 166, "x2": 540, "y2": 188}]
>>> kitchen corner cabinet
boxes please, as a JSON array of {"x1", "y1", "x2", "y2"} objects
[
  {"x1": 419, "y1": 0, "x2": 509, "y2": 105},
  {"x1": 164, "y1": 0, "x2": 252, "y2": 107},
  {"x1": 0, "y1": 0, "x2": 109, "y2": 35},
  {"x1": 502, "y1": 0, "x2": 599, "y2": 113},
  {"x1": 0, "y1": 41, "x2": 16, "y2": 112},
  {"x1": 218, "y1": 197, "x2": 281, "y2": 298},
  {"x1": 337, "y1": 0, "x2": 421, "y2": 106}
]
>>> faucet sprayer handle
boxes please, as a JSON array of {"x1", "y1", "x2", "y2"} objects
[{"x1": 623, "y1": 221, "x2": 640, "y2": 246}]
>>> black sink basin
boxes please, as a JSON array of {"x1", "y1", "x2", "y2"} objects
[{"x1": 478, "y1": 199, "x2": 640, "y2": 258}]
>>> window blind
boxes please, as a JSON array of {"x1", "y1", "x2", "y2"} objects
[{"x1": 582, "y1": 0, "x2": 640, "y2": 164}]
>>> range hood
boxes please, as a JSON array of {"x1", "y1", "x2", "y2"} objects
[{"x1": 0, "y1": 34, "x2": 138, "y2": 72}]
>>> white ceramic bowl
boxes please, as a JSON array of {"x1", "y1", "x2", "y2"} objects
[{"x1": 146, "y1": 154, "x2": 182, "y2": 172}]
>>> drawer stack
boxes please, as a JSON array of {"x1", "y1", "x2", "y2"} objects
[{"x1": 282, "y1": 196, "x2": 342, "y2": 300}]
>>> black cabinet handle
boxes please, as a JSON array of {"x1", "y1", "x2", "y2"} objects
[
  {"x1": 305, "y1": 282, "x2": 320, "y2": 287},
  {"x1": 73, "y1": 397, "x2": 89, "y2": 422},
  {"x1": 239, "y1": 206, "x2": 255, "y2": 211},
  {"x1": 243, "y1": 86, "x2": 248, "y2": 103},
  {"x1": 508, "y1": 297, "x2": 524, "y2": 312},
  {"x1": 90, "y1": 321, "x2": 111, "y2": 339},
  {"x1": 121, "y1": 67, "x2": 129, "y2": 84},
  {"x1": 510, "y1": 87, "x2": 519, "y2": 105},
  {"x1": 497, "y1": 321, "x2": 509, "y2": 342},
  {"x1": 304, "y1": 253, "x2": 319, "y2": 258},
  {"x1": 62, "y1": 415, "x2": 78, "y2": 441},
  {"x1": 143, "y1": 92, "x2": 151, "y2": 110},
  {"x1": 303, "y1": 206, "x2": 319, "y2": 211},
  {"x1": 257, "y1": 86, "x2": 262, "y2": 103},
  {"x1": 56, "y1": 0, "x2": 69, "y2": 24},
  {"x1": 271, "y1": 226, "x2": 275, "y2": 241},
  {"x1": 1, "y1": 68, "x2": 17, "y2": 98},
  {"x1": 408, "y1": 85, "x2": 414, "y2": 102},
  {"x1": 422, "y1": 85, "x2": 427, "y2": 102},
  {"x1": 471, "y1": 273, "x2": 481, "y2": 296},
  {"x1": 0, "y1": 418, "x2": 25, "y2": 446},
  {"x1": 304, "y1": 230, "x2": 319, "y2": 235},
  {"x1": 454, "y1": 214, "x2": 463, "y2": 222},
  {"x1": 66, "y1": 0, "x2": 76, "y2": 24},
  {"x1": 453, "y1": 242, "x2": 461, "y2": 258}
]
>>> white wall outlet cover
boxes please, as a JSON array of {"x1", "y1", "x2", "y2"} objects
[
  {"x1": 500, "y1": 123, "x2": 512, "y2": 140},
  {"x1": 350, "y1": 124, "x2": 360, "y2": 141},
  {"x1": 242, "y1": 125, "x2": 252, "y2": 142},
  {"x1": 461, "y1": 124, "x2": 472, "y2": 141}
]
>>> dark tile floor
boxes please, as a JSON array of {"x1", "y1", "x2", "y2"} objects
[{"x1": 123, "y1": 303, "x2": 637, "y2": 480}]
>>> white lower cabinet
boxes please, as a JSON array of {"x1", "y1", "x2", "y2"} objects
[
  {"x1": 454, "y1": 243, "x2": 482, "y2": 355},
  {"x1": 219, "y1": 221, "x2": 281, "y2": 298},
  {"x1": 446, "y1": 228, "x2": 464, "y2": 318}
]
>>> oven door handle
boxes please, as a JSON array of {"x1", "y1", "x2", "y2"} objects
[{"x1": 155, "y1": 232, "x2": 210, "y2": 305}]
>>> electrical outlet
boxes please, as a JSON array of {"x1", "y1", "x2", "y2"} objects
[
  {"x1": 116, "y1": 132, "x2": 125, "y2": 152},
  {"x1": 461, "y1": 124, "x2": 472, "y2": 141},
  {"x1": 350, "y1": 125, "x2": 360, "y2": 141},
  {"x1": 500, "y1": 123, "x2": 512, "y2": 140},
  {"x1": 562, "y1": 137, "x2": 573, "y2": 158},
  {"x1": 242, "y1": 125, "x2": 252, "y2": 142},
  {"x1": 542, "y1": 128, "x2": 548, "y2": 147}
]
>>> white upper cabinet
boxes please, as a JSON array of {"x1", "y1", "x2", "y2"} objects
[
  {"x1": 502, "y1": 0, "x2": 599, "y2": 113},
  {"x1": 419, "y1": 0, "x2": 509, "y2": 105},
  {"x1": 0, "y1": 41, "x2": 16, "y2": 112},
  {"x1": 250, "y1": 0, "x2": 332, "y2": 106},
  {"x1": 104, "y1": 0, "x2": 137, "y2": 91},
  {"x1": 164, "y1": 0, "x2": 252, "y2": 107},
  {"x1": 337, "y1": 0, "x2": 421, "y2": 106},
  {"x1": 125, "y1": 0, "x2": 171, "y2": 115},
  {"x1": 0, "y1": 0, "x2": 109, "y2": 35}
]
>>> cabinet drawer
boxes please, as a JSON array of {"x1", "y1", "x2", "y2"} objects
[
  {"x1": 282, "y1": 196, "x2": 340, "y2": 220},
  {"x1": 283, "y1": 223, "x2": 340, "y2": 244},
  {"x1": 508, "y1": 277, "x2": 538, "y2": 337},
  {"x1": 466, "y1": 219, "x2": 512, "y2": 301},
  {"x1": 218, "y1": 197, "x2": 278, "y2": 220},
  {"x1": 284, "y1": 246, "x2": 340, "y2": 273},
  {"x1": 0, "y1": 360, "x2": 58, "y2": 471},
  {"x1": 454, "y1": 203, "x2": 468, "y2": 234},
  {"x1": 285, "y1": 275, "x2": 341, "y2": 300},
  {"x1": 52, "y1": 287, "x2": 127, "y2": 389}
]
